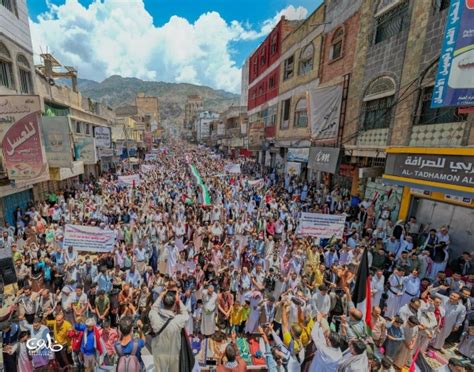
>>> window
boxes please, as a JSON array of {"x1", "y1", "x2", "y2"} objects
[
  {"x1": 1, "y1": 0, "x2": 16, "y2": 14},
  {"x1": 439, "y1": 0, "x2": 450, "y2": 11},
  {"x1": 374, "y1": 2, "x2": 408, "y2": 44},
  {"x1": 75, "y1": 121, "x2": 81, "y2": 133},
  {"x1": 280, "y1": 98, "x2": 291, "y2": 129},
  {"x1": 299, "y1": 43, "x2": 314, "y2": 75},
  {"x1": 85, "y1": 124, "x2": 91, "y2": 135},
  {"x1": 17, "y1": 54, "x2": 32, "y2": 94},
  {"x1": 294, "y1": 98, "x2": 308, "y2": 128},
  {"x1": 330, "y1": 28, "x2": 344, "y2": 61},
  {"x1": 269, "y1": 76, "x2": 275, "y2": 89},
  {"x1": 258, "y1": 85, "x2": 264, "y2": 97},
  {"x1": 417, "y1": 86, "x2": 467, "y2": 125},
  {"x1": 363, "y1": 76, "x2": 396, "y2": 130},
  {"x1": 260, "y1": 48, "x2": 266, "y2": 66},
  {"x1": 284, "y1": 55, "x2": 294, "y2": 80},
  {"x1": 253, "y1": 58, "x2": 258, "y2": 74},
  {"x1": 0, "y1": 42, "x2": 14, "y2": 89},
  {"x1": 263, "y1": 106, "x2": 277, "y2": 127},
  {"x1": 270, "y1": 34, "x2": 278, "y2": 55}
]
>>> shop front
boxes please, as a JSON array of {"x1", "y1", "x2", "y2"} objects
[{"x1": 383, "y1": 147, "x2": 474, "y2": 257}]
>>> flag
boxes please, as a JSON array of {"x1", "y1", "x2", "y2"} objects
[
  {"x1": 352, "y1": 247, "x2": 372, "y2": 327},
  {"x1": 409, "y1": 348, "x2": 420, "y2": 372}
]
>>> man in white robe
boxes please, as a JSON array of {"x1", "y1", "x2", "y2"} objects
[
  {"x1": 310, "y1": 313, "x2": 343, "y2": 371},
  {"x1": 385, "y1": 269, "x2": 404, "y2": 318},
  {"x1": 430, "y1": 287, "x2": 466, "y2": 349},
  {"x1": 371, "y1": 269, "x2": 385, "y2": 308},
  {"x1": 400, "y1": 270, "x2": 420, "y2": 308},
  {"x1": 164, "y1": 242, "x2": 180, "y2": 276},
  {"x1": 201, "y1": 286, "x2": 218, "y2": 337}
]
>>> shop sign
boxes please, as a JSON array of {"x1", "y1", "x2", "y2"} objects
[
  {"x1": 444, "y1": 194, "x2": 472, "y2": 204},
  {"x1": 287, "y1": 148, "x2": 310, "y2": 163},
  {"x1": 432, "y1": 0, "x2": 474, "y2": 108},
  {"x1": 41, "y1": 116, "x2": 73, "y2": 168},
  {"x1": 410, "y1": 188, "x2": 432, "y2": 196},
  {"x1": 286, "y1": 161, "x2": 301, "y2": 176},
  {"x1": 308, "y1": 146, "x2": 341, "y2": 174},
  {"x1": 73, "y1": 135, "x2": 97, "y2": 165},
  {"x1": 94, "y1": 126, "x2": 111, "y2": 148},
  {"x1": 0, "y1": 95, "x2": 49, "y2": 182},
  {"x1": 385, "y1": 153, "x2": 474, "y2": 188}
]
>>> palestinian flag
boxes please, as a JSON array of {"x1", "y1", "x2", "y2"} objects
[
  {"x1": 352, "y1": 247, "x2": 372, "y2": 327},
  {"x1": 189, "y1": 164, "x2": 212, "y2": 207}
]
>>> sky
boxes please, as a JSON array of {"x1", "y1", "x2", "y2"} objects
[{"x1": 27, "y1": 0, "x2": 323, "y2": 94}]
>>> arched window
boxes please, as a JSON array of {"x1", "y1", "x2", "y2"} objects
[
  {"x1": 294, "y1": 98, "x2": 308, "y2": 128},
  {"x1": 299, "y1": 43, "x2": 314, "y2": 75},
  {"x1": 363, "y1": 76, "x2": 396, "y2": 130},
  {"x1": 17, "y1": 54, "x2": 32, "y2": 94},
  {"x1": 0, "y1": 41, "x2": 14, "y2": 89},
  {"x1": 330, "y1": 28, "x2": 344, "y2": 61}
]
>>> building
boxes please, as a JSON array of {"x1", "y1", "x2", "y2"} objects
[
  {"x1": 184, "y1": 95, "x2": 203, "y2": 129},
  {"x1": 194, "y1": 111, "x2": 219, "y2": 144},
  {"x1": 0, "y1": 0, "x2": 45, "y2": 226},
  {"x1": 219, "y1": 106, "x2": 248, "y2": 157},
  {"x1": 246, "y1": 16, "x2": 302, "y2": 156},
  {"x1": 135, "y1": 92, "x2": 161, "y2": 145}
]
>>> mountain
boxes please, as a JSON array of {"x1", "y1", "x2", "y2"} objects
[{"x1": 67, "y1": 75, "x2": 240, "y2": 128}]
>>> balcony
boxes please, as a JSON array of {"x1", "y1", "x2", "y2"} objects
[{"x1": 265, "y1": 126, "x2": 276, "y2": 138}]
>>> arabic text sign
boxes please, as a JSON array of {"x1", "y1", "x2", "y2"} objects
[
  {"x1": 310, "y1": 84, "x2": 343, "y2": 141},
  {"x1": 64, "y1": 224, "x2": 117, "y2": 253},
  {"x1": 224, "y1": 163, "x2": 241, "y2": 174},
  {"x1": 118, "y1": 174, "x2": 141, "y2": 187},
  {"x1": 141, "y1": 164, "x2": 156, "y2": 172},
  {"x1": 432, "y1": 0, "x2": 474, "y2": 107},
  {"x1": 384, "y1": 153, "x2": 474, "y2": 188},
  {"x1": 298, "y1": 213, "x2": 346, "y2": 239},
  {"x1": 41, "y1": 116, "x2": 73, "y2": 168}
]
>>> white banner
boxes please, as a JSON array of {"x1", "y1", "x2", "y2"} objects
[
  {"x1": 94, "y1": 126, "x2": 111, "y2": 148},
  {"x1": 118, "y1": 174, "x2": 141, "y2": 187},
  {"x1": 145, "y1": 153, "x2": 158, "y2": 161},
  {"x1": 248, "y1": 178, "x2": 264, "y2": 187},
  {"x1": 224, "y1": 163, "x2": 241, "y2": 174},
  {"x1": 64, "y1": 224, "x2": 117, "y2": 253},
  {"x1": 297, "y1": 213, "x2": 346, "y2": 239},
  {"x1": 141, "y1": 164, "x2": 156, "y2": 172},
  {"x1": 310, "y1": 84, "x2": 343, "y2": 141}
]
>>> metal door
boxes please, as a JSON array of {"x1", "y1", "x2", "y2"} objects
[{"x1": 3, "y1": 189, "x2": 33, "y2": 227}]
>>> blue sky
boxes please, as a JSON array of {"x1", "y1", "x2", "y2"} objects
[{"x1": 27, "y1": 0, "x2": 323, "y2": 92}]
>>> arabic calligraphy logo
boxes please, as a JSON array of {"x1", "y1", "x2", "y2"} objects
[
  {"x1": 26, "y1": 334, "x2": 64, "y2": 356},
  {"x1": 4, "y1": 121, "x2": 37, "y2": 156}
]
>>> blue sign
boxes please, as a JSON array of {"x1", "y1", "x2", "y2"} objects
[{"x1": 432, "y1": 0, "x2": 474, "y2": 108}]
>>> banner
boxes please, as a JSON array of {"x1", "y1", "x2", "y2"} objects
[
  {"x1": 310, "y1": 84, "x2": 343, "y2": 141},
  {"x1": 287, "y1": 148, "x2": 310, "y2": 163},
  {"x1": 248, "y1": 178, "x2": 264, "y2": 187},
  {"x1": 0, "y1": 95, "x2": 49, "y2": 182},
  {"x1": 432, "y1": 0, "x2": 474, "y2": 108},
  {"x1": 64, "y1": 224, "x2": 117, "y2": 253},
  {"x1": 286, "y1": 161, "x2": 301, "y2": 176},
  {"x1": 145, "y1": 153, "x2": 158, "y2": 161},
  {"x1": 41, "y1": 116, "x2": 73, "y2": 168},
  {"x1": 224, "y1": 163, "x2": 241, "y2": 174},
  {"x1": 94, "y1": 126, "x2": 111, "y2": 148},
  {"x1": 141, "y1": 164, "x2": 156, "y2": 172},
  {"x1": 297, "y1": 212, "x2": 346, "y2": 239},
  {"x1": 74, "y1": 135, "x2": 97, "y2": 165},
  {"x1": 118, "y1": 174, "x2": 141, "y2": 187}
]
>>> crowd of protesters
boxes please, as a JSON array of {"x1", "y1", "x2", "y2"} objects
[{"x1": 0, "y1": 140, "x2": 472, "y2": 372}]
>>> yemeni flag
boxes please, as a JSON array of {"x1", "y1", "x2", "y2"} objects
[{"x1": 352, "y1": 247, "x2": 372, "y2": 327}]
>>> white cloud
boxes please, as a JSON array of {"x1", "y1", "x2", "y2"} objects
[{"x1": 30, "y1": 1, "x2": 308, "y2": 93}]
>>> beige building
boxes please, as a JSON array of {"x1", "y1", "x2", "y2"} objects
[{"x1": 184, "y1": 95, "x2": 203, "y2": 130}]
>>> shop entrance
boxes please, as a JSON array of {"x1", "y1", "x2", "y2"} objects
[{"x1": 410, "y1": 197, "x2": 474, "y2": 258}]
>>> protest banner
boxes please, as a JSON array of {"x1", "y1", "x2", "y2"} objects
[
  {"x1": 297, "y1": 212, "x2": 346, "y2": 239},
  {"x1": 141, "y1": 164, "x2": 156, "y2": 172},
  {"x1": 64, "y1": 224, "x2": 117, "y2": 253},
  {"x1": 145, "y1": 153, "x2": 158, "y2": 161},
  {"x1": 118, "y1": 174, "x2": 141, "y2": 187},
  {"x1": 224, "y1": 163, "x2": 241, "y2": 174},
  {"x1": 248, "y1": 179, "x2": 264, "y2": 187}
]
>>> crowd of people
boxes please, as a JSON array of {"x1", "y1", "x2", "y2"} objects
[{"x1": 0, "y1": 140, "x2": 473, "y2": 372}]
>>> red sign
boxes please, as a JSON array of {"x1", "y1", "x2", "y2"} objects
[{"x1": 2, "y1": 112, "x2": 47, "y2": 181}]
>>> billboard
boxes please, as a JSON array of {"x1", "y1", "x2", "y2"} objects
[
  {"x1": 310, "y1": 84, "x2": 343, "y2": 141},
  {"x1": 74, "y1": 135, "x2": 97, "y2": 165},
  {"x1": 0, "y1": 95, "x2": 49, "y2": 182},
  {"x1": 41, "y1": 116, "x2": 74, "y2": 168},
  {"x1": 287, "y1": 148, "x2": 310, "y2": 163},
  {"x1": 432, "y1": 0, "x2": 474, "y2": 108},
  {"x1": 94, "y1": 126, "x2": 111, "y2": 148}
]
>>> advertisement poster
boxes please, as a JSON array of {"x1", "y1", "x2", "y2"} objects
[
  {"x1": 64, "y1": 224, "x2": 117, "y2": 253},
  {"x1": 286, "y1": 161, "x2": 302, "y2": 176},
  {"x1": 297, "y1": 212, "x2": 346, "y2": 239},
  {"x1": 94, "y1": 126, "x2": 111, "y2": 148},
  {"x1": 74, "y1": 135, "x2": 97, "y2": 165},
  {"x1": 118, "y1": 174, "x2": 141, "y2": 187},
  {"x1": 41, "y1": 116, "x2": 73, "y2": 168},
  {"x1": 432, "y1": 0, "x2": 474, "y2": 107},
  {"x1": 0, "y1": 95, "x2": 49, "y2": 182},
  {"x1": 287, "y1": 148, "x2": 310, "y2": 163}
]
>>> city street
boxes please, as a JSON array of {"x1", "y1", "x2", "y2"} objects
[{"x1": 0, "y1": 1, "x2": 473, "y2": 372}]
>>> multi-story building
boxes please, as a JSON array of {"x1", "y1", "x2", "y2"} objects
[
  {"x1": 194, "y1": 111, "x2": 219, "y2": 144},
  {"x1": 136, "y1": 92, "x2": 161, "y2": 145},
  {"x1": 219, "y1": 106, "x2": 248, "y2": 157},
  {"x1": 0, "y1": 0, "x2": 44, "y2": 226},
  {"x1": 246, "y1": 16, "x2": 301, "y2": 155},
  {"x1": 184, "y1": 95, "x2": 203, "y2": 129}
]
